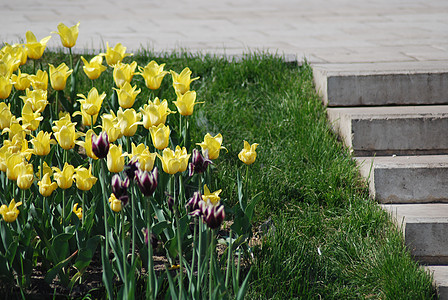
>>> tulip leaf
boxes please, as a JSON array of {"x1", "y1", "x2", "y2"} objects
[
  {"x1": 101, "y1": 243, "x2": 114, "y2": 299},
  {"x1": 51, "y1": 232, "x2": 73, "y2": 261},
  {"x1": 0, "y1": 223, "x2": 12, "y2": 253},
  {"x1": 152, "y1": 220, "x2": 169, "y2": 236},
  {"x1": 74, "y1": 235, "x2": 101, "y2": 271},
  {"x1": 231, "y1": 214, "x2": 251, "y2": 236},
  {"x1": 0, "y1": 254, "x2": 13, "y2": 282},
  {"x1": 245, "y1": 191, "x2": 263, "y2": 222},
  {"x1": 237, "y1": 170, "x2": 245, "y2": 211},
  {"x1": 236, "y1": 267, "x2": 252, "y2": 300},
  {"x1": 44, "y1": 250, "x2": 76, "y2": 284}
]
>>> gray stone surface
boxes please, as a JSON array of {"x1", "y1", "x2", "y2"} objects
[
  {"x1": 382, "y1": 204, "x2": 448, "y2": 264},
  {"x1": 355, "y1": 155, "x2": 448, "y2": 203},
  {"x1": 328, "y1": 106, "x2": 448, "y2": 156},
  {"x1": 0, "y1": 0, "x2": 448, "y2": 64},
  {"x1": 314, "y1": 62, "x2": 448, "y2": 106},
  {"x1": 427, "y1": 266, "x2": 448, "y2": 299}
]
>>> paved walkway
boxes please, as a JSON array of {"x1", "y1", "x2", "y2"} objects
[{"x1": 1, "y1": 0, "x2": 448, "y2": 64}]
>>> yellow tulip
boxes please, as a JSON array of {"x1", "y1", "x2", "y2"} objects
[
  {"x1": 113, "y1": 61, "x2": 137, "y2": 88},
  {"x1": 20, "y1": 88, "x2": 48, "y2": 113},
  {"x1": 77, "y1": 129, "x2": 98, "y2": 160},
  {"x1": 2, "y1": 44, "x2": 27, "y2": 66},
  {"x1": 38, "y1": 172, "x2": 58, "y2": 197},
  {"x1": 202, "y1": 184, "x2": 222, "y2": 206},
  {"x1": 11, "y1": 69, "x2": 31, "y2": 91},
  {"x1": 173, "y1": 90, "x2": 202, "y2": 116},
  {"x1": 74, "y1": 165, "x2": 97, "y2": 191},
  {"x1": 2, "y1": 120, "x2": 28, "y2": 143},
  {"x1": 113, "y1": 81, "x2": 141, "y2": 109},
  {"x1": 116, "y1": 107, "x2": 141, "y2": 137},
  {"x1": 107, "y1": 144, "x2": 125, "y2": 173},
  {"x1": 24, "y1": 31, "x2": 51, "y2": 60},
  {"x1": 36, "y1": 161, "x2": 53, "y2": 180},
  {"x1": 0, "y1": 75, "x2": 12, "y2": 100},
  {"x1": 72, "y1": 107, "x2": 98, "y2": 127},
  {"x1": 16, "y1": 161, "x2": 34, "y2": 190},
  {"x1": 52, "y1": 22, "x2": 80, "y2": 48},
  {"x1": 52, "y1": 112, "x2": 72, "y2": 132},
  {"x1": 77, "y1": 87, "x2": 106, "y2": 116},
  {"x1": 138, "y1": 60, "x2": 168, "y2": 90},
  {"x1": 157, "y1": 146, "x2": 190, "y2": 174},
  {"x1": 49, "y1": 63, "x2": 73, "y2": 91},
  {"x1": 170, "y1": 67, "x2": 199, "y2": 95},
  {"x1": 5, "y1": 152, "x2": 24, "y2": 180},
  {"x1": 127, "y1": 143, "x2": 156, "y2": 172},
  {"x1": 238, "y1": 141, "x2": 259, "y2": 165},
  {"x1": 109, "y1": 193, "x2": 122, "y2": 212},
  {"x1": 81, "y1": 55, "x2": 107, "y2": 80},
  {"x1": 197, "y1": 133, "x2": 227, "y2": 160},
  {"x1": 19, "y1": 102, "x2": 43, "y2": 131},
  {"x1": 30, "y1": 131, "x2": 56, "y2": 156},
  {"x1": 30, "y1": 70, "x2": 48, "y2": 90},
  {"x1": 149, "y1": 123, "x2": 170, "y2": 150},
  {"x1": 52, "y1": 163, "x2": 75, "y2": 189},
  {"x1": 54, "y1": 123, "x2": 84, "y2": 150},
  {"x1": 0, "y1": 102, "x2": 12, "y2": 130},
  {"x1": 100, "y1": 112, "x2": 121, "y2": 143},
  {"x1": 140, "y1": 98, "x2": 174, "y2": 129},
  {"x1": 101, "y1": 42, "x2": 133, "y2": 67},
  {"x1": 73, "y1": 203, "x2": 82, "y2": 220},
  {"x1": 0, "y1": 53, "x2": 20, "y2": 77},
  {"x1": 0, "y1": 199, "x2": 22, "y2": 223}
]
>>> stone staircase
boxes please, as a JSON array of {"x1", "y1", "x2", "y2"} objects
[{"x1": 313, "y1": 61, "x2": 448, "y2": 299}]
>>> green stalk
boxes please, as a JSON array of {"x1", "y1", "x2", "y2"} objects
[
  {"x1": 173, "y1": 174, "x2": 183, "y2": 298},
  {"x1": 147, "y1": 196, "x2": 154, "y2": 299},
  {"x1": 225, "y1": 230, "x2": 233, "y2": 289},
  {"x1": 99, "y1": 160, "x2": 110, "y2": 257},
  {"x1": 54, "y1": 90, "x2": 59, "y2": 119},
  {"x1": 189, "y1": 217, "x2": 197, "y2": 294},
  {"x1": 197, "y1": 219, "x2": 203, "y2": 296},
  {"x1": 69, "y1": 48, "x2": 73, "y2": 71},
  {"x1": 121, "y1": 209, "x2": 128, "y2": 297},
  {"x1": 131, "y1": 185, "x2": 136, "y2": 266},
  {"x1": 81, "y1": 191, "x2": 85, "y2": 226},
  {"x1": 62, "y1": 189, "x2": 66, "y2": 229},
  {"x1": 209, "y1": 229, "x2": 214, "y2": 300}
]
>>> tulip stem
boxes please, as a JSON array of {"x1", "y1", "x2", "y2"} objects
[
  {"x1": 189, "y1": 217, "x2": 197, "y2": 293},
  {"x1": 173, "y1": 175, "x2": 183, "y2": 298},
  {"x1": 69, "y1": 48, "x2": 73, "y2": 71},
  {"x1": 54, "y1": 90, "x2": 59, "y2": 119},
  {"x1": 131, "y1": 185, "x2": 136, "y2": 266},
  {"x1": 99, "y1": 160, "x2": 109, "y2": 256},
  {"x1": 147, "y1": 196, "x2": 154, "y2": 299},
  {"x1": 81, "y1": 191, "x2": 85, "y2": 226},
  {"x1": 209, "y1": 228, "x2": 214, "y2": 300},
  {"x1": 62, "y1": 189, "x2": 65, "y2": 229}
]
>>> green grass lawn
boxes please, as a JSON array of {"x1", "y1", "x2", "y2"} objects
[
  {"x1": 18, "y1": 49, "x2": 438, "y2": 299},
  {"x1": 161, "y1": 53, "x2": 436, "y2": 299}
]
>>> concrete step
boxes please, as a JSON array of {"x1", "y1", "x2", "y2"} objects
[
  {"x1": 313, "y1": 62, "x2": 448, "y2": 107},
  {"x1": 426, "y1": 266, "x2": 448, "y2": 300},
  {"x1": 382, "y1": 203, "x2": 448, "y2": 264},
  {"x1": 328, "y1": 105, "x2": 448, "y2": 156},
  {"x1": 355, "y1": 155, "x2": 448, "y2": 203}
]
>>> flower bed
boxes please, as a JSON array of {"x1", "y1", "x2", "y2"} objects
[{"x1": 0, "y1": 22, "x2": 258, "y2": 299}]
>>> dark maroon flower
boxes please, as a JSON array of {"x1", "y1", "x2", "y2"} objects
[
  {"x1": 166, "y1": 192, "x2": 174, "y2": 213},
  {"x1": 111, "y1": 174, "x2": 129, "y2": 197},
  {"x1": 203, "y1": 204, "x2": 225, "y2": 229},
  {"x1": 186, "y1": 191, "x2": 202, "y2": 215},
  {"x1": 124, "y1": 159, "x2": 139, "y2": 181},
  {"x1": 91, "y1": 131, "x2": 110, "y2": 159},
  {"x1": 144, "y1": 228, "x2": 158, "y2": 249},
  {"x1": 188, "y1": 149, "x2": 213, "y2": 176},
  {"x1": 136, "y1": 167, "x2": 158, "y2": 197}
]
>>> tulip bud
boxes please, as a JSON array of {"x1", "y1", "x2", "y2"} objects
[
  {"x1": 91, "y1": 131, "x2": 110, "y2": 159},
  {"x1": 124, "y1": 159, "x2": 139, "y2": 181},
  {"x1": 111, "y1": 174, "x2": 130, "y2": 198},
  {"x1": 189, "y1": 149, "x2": 213, "y2": 176},
  {"x1": 166, "y1": 192, "x2": 174, "y2": 213},
  {"x1": 144, "y1": 228, "x2": 158, "y2": 249},
  {"x1": 203, "y1": 204, "x2": 225, "y2": 229},
  {"x1": 186, "y1": 191, "x2": 202, "y2": 215},
  {"x1": 136, "y1": 167, "x2": 158, "y2": 197}
]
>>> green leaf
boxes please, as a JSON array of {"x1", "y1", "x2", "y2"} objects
[
  {"x1": 165, "y1": 265, "x2": 179, "y2": 300},
  {"x1": 245, "y1": 191, "x2": 263, "y2": 222},
  {"x1": 101, "y1": 243, "x2": 114, "y2": 299},
  {"x1": 237, "y1": 170, "x2": 246, "y2": 211},
  {"x1": 44, "y1": 250, "x2": 76, "y2": 283},
  {"x1": 236, "y1": 267, "x2": 252, "y2": 300},
  {"x1": 74, "y1": 235, "x2": 101, "y2": 271},
  {"x1": 152, "y1": 220, "x2": 169, "y2": 236}
]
